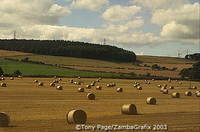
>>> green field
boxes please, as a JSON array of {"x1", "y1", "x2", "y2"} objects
[{"x1": 0, "y1": 59, "x2": 133, "y2": 78}]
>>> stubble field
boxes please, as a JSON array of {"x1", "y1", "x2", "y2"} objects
[{"x1": 0, "y1": 77, "x2": 199, "y2": 132}]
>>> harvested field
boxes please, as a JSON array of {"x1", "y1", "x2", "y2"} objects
[
  {"x1": 0, "y1": 77, "x2": 199, "y2": 132},
  {"x1": 0, "y1": 50, "x2": 31, "y2": 57}
]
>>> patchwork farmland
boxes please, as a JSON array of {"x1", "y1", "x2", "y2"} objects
[{"x1": 0, "y1": 50, "x2": 199, "y2": 132}]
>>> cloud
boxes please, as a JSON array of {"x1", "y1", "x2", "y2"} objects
[
  {"x1": 133, "y1": 0, "x2": 188, "y2": 10},
  {"x1": 102, "y1": 5, "x2": 141, "y2": 22},
  {"x1": 0, "y1": 22, "x2": 163, "y2": 47},
  {"x1": 161, "y1": 21, "x2": 199, "y2": 40},
  {"x1": 103, "y1": 19, "x2": 144, "y2": 33},
  {"x1": 0, "y1": 0, "x2": 71, "y2": 28},
  {"x1": 153, "y1": 3, "x2": 200, "y2": 43},
  {"x1": 71, "y1": 0, "x2": 108, "y2": 11},
  {"x1": 152, "y1": 2, "x2": 199, "y2": 25}
]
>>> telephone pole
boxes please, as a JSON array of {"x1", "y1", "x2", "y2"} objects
[
  {"x1": 103, "y1": 38, "x2": 106, "y2": 45},
  {"x1": 13, "y1": 31, "x2": 16, "y2": 40}
]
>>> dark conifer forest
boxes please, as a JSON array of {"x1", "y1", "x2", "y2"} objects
[{"x1": 0, "y1": 39, "x2": 136, "y2": 62}]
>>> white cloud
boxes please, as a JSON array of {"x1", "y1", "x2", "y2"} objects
[
  {"x1": 104, "y1": 19, "x2": 144, "y2": 33},
  {"x1": 0, "y1": 23, "x2": 163, "y2": 47},
  {"x1": 152, "y1": 2, "x2": 199, "y2": 25},
  {"x1": 71, "y1": 0, "x2": 108, "y2": 11},
  {"x1": 102, "y1": 5, "x2": 141, "y2": 22},
  {"x1": 0, "y1": 0, "x2": 71, "y2": 27},
  {"x1": 161, "y1": 21, "x2": 198, "y2": 39},
  {"x1": 133, "y1": 0, "x2": 188, "y2": 10},
  {"x1": 153, "y1": 3, "x2": 200, "y2": 43}
]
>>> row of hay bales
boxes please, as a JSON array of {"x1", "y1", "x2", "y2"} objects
[
  {"x1": 66, "y1": 97, "x2": 157, "y2": 124},
  {"x1": 158, "y1": 83, "x2": 199, "y2": 98},
  {"x1": 34, "y1": 79, "x2": 64, "y2": 90},
  {"x1": 0, "y1": 96, "x2": 157, "y2": 126}
]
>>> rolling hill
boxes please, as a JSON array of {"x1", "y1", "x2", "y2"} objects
[{"x1": 0, "y1": 49, "x2": 196, "y2": 78}]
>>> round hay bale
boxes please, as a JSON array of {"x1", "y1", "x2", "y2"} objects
[
  {"x1": 185, "y1": 91, "x2": 192, "y2": 96},
  {"x1": 54, "y1": 76, "x2": 57, "y2": 79},
  {"x1": 171, "y1": 92, "x2": 180, "y2": 98},
  {"x1": 0, "y1": 83, "x2": 7, "y2": 87},
  {"x1": 77, "y1": 76, "x2": 81, "y2": 79},
  {"x1": 38, "y1": 82, "x2": 43, "y2": 86},
  {"x1": 160, "y1": 87, "x2": 167, "y2": 92},
  {"x1": 96, "y1": 86, "x2": 102, "y2": 90},
  {"x1": 56, "y1": 86, "x2": 63, "y2": 90},
  {"x1": 66, "y1": 109, "x2": 87, "y2": 124},
  {"x1": 157, "y1": 85, "x2": 161, "y2": 88},
  {"x1": 169, "y1": 86, "x2": 174, "y2": 89},
  {"x1": 58, "y1": 78, "x2": 62, "y2": 81},
  {"x1": 196, "y1": 92, "x2": 200, "y2": 97},
  {"x1": 90, "y1": 83, "x2": 95, "y2": 86},
  {"x1": 0, "y1": 112, "x2": 10, "y2": 127},
  {"x1": 178, "y1": 82, "x2": 182, "y2": 85},
  {"x1": 69, "y1": 79, "x2": 73, "y2": 83},
  {"x1": 106, "y1": 84, "x2": 111, "y2": 87},
  {"x1": 111, "y1": 83, "x2": 116, "y2": 87},
  {"x1": 78, "y1": 88, "x2": 84, "y2": 92},
  {"x1": 121, "y1": 104, "x2": 137, "y2": 115},
  {"x1": 53, "y1": 80, "x2": 59, "y2": 83},
  {"x1": 34, "y1": 80, "x2": 38, "y2": 83},
  {"x1": 10, "y1": 77, "x2": 14, "y2": 80},
  {"x1": 18, "y1": 75, "x2": 22, "y2": 78},
  {"x1": 133, "y1": 84, "x2": 137, "y2": 88},
  {"x1": 162, "y1": 89, "x2": 168, "y2": 94},
  {"x1": 86, "y1": 85, "x2": 91, "y2": 89},
  {"x1": 163, "y1": 84, "x2": 167, "y2": 88},
  {"x1": 50, "y1": 83, "x2": 55, "y2": 87},
  {"x1": 195, "y1": 91, "x2": 200, "y2": 94},
  {"x1": 1, "y1": 78, "x2": 5, "y2": 81},
  {"x1": 192, "y1": 86, "x2": 197, "y2": 89},
  {"x1": 137, "y1": 86, "x2": 142, "y2": 90},
  {"x1": 96, "y1": 79, "x2": 100, "y2": 82},
  {"x1": 116, "y1": 88, "x2": 123, "y2": 92},
  {"x1": 146, "y1": 97, "x2": 157, "y2": 105},
  {"x1": 74, "y1": 82, "x2": 81, "y2": 85},
  {"x1": 87, "y1": 93, "x2": 95, "y2": 100}
]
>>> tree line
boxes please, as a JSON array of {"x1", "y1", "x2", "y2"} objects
[
  {"x1": 185, "y1": 53, "x2": 200, "y2": 61},
  {"x1": 0, "y1": 39, "x2": 136, "y2": 62}
]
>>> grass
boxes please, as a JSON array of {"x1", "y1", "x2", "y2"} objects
[
  {"x1": 0, "y1": 77, "x2": 199, "y2": 132},
  {"x1": 0, "y1": 59, "x2": 133, "y2": 78}
]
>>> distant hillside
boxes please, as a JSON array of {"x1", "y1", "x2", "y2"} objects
[
  {"x1": 0, "y1": 39, "x2": 136, "y2": 62},
  {"x1": 0, "y1": 49, "x2": 196, "y2": 78}
]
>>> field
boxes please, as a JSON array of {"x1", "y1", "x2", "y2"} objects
[
  {"x1": 0, "y1": 77, "x2": 200, "y2": 132},
  {"x1": 0, "y1": 59, "x2": 132, "y2": 78},
  {"x1": 0, "y1": 50, "x2": 31, "y2": 57},
  {"x1": 4, "y1": 53, "x2": 196, "y2": 78}
]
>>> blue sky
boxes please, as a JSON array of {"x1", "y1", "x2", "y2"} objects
[{"x1": 0, "y1": 0, "x2": 199, "y2": 57}]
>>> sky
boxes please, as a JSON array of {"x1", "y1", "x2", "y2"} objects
[{"x1": 0, "y1": 0, "x2": 199, "y2": 57}]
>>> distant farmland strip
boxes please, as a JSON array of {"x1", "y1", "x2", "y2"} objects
[{"x1": 0, "y1": 59, "x2": 134, "y2": 78}]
